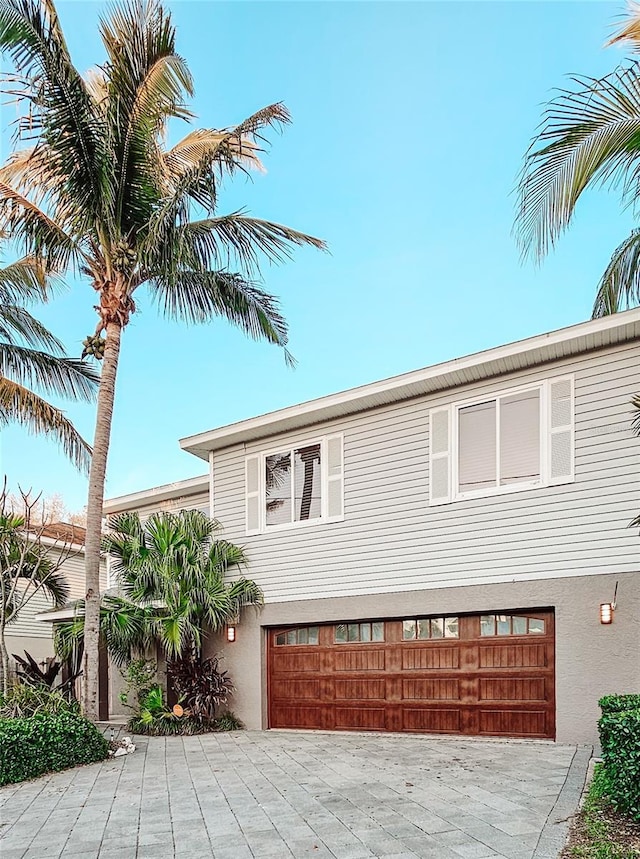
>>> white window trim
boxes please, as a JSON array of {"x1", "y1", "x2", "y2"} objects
[
  {"x1": 437, "y1": 376, "x2": 574, "y2": 504},
  {"x1": 251, "y1": 434, "x2": 344, "y2": 534}
]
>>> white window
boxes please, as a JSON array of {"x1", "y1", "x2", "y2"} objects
[
  {"x1": 429, "y1": 376, "x2": 574, "y2": 505},
  {"x1": 245, "y1": 434, "x2": 344, "y2": 534}
]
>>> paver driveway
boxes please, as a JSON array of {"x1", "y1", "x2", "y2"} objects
[{"x1": 0, "y1": 731, "x2": 591, "y2": 859}]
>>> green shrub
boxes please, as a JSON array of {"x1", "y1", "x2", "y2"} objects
[
  {"x1": 599, "y1": 694, "x2": 640, "y2": 715},
  {"x1": 0, "y1": 712, "x2": 109, "y2": 786},
  {"x1": 0, "y1": 684, "x2": 80, "y2": 719},
  {"x1": 215, "y1": 711, "x2": 244, "y2": 732},
  {"x1": 598, "y1": 705, "x2": 640, "y2": 821}
]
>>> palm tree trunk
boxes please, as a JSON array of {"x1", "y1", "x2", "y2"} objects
[
  {"x1": 0, "y1": 625, "x2": 9, "y2": 696},
  {"x1": 83, "y1": 320, "x2": 122, "y2": 720}
]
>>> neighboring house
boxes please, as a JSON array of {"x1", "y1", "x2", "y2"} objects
[
  {"x1": 8, "y1": 524, "x2": 107, "y2": 671},
  {"x1": 104, "y1": 310, "x2": 640, "y2": 744}
]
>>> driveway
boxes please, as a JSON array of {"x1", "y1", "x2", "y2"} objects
[{"x1": 0, "y1": 731, "x2": 591, "y2": 859}]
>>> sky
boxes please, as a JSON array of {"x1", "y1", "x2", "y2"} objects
[{"x1": 0, "y1": 0, "x2": 635, "y2": 514}]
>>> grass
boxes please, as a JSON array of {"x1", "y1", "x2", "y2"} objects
[{"x1": 562, "y1": 764, "x2": 640, "y2": 859}]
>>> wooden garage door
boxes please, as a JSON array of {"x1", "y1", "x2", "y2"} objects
[{"x1": 268, "y1": 611, "x2": 555, "y2": 738}]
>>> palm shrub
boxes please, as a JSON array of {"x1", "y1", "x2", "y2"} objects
[
  {"x1": 55, "y1": 510, "x2": 262, "y2": 728},
  {"x1": 0, "y1": 0, "x2": 324, "y2": 719}
]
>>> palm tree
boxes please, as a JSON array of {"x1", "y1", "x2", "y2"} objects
[
  {"x1": 0, "y1": 250, "x2": 98, "y2": 469},
  {"x1": 515, "y1": 6, "x2": 640, "y2": 317},
  {"x1": 0, "y1": 506, "x2": 70, "y2": 694},
  {"x1": 0, "y1": 0, "x2": 324, "y2": 719},
  {"x1": 56, "y1": 510, "x2": 262, "y2": 675}
]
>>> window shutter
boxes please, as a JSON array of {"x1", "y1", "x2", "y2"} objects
[
  {"x1": 245, "y1": 454, "x2": 261, "y2": 534},
  {"x1": 429, "y1": 407, "x2": 451, "y2": 505},
  {"x1": 548, "y1": 377, "x2": 574, "y2": 485},
  {"x1": 325, "y1": 434, "x2": 344, "y2": 519}
]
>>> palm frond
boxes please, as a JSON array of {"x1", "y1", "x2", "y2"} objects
[
  {"x1": 631, "y1": 393, "x2": 640, "y2": 436},
  {"x1": 0, "y1": 377, "x2": 92, "y2": 471},
  {"x1": 0, "y1": 343, "x2": 99, "y2": 400},
  {"x1": 0, "y1": 304, "x2": 64, "y2": 352},
  {"x1": 515, "y1": 66, "x2": 640, "y2": 260},
  {"x1": 0, "y1": 254, "x2": 48, "y2": 304},
  {"x1": 147, "y1": 270, "x2": 294, "y2": 364},
  {"x1": 0, "y1": 0, "x2": 105, "y2": 227},
  {"x1": 592, "y1": 228, "x2": 640, "y2": 316},
  {"x1": 0, "y1": 181, "x2": 79, "y2": 266},
  {"x1": 608, "y1": 3, "x2": 640, "y2": 51},
  {"x1": 175, "y1": 213, "x2": 326, "y2": 274}
]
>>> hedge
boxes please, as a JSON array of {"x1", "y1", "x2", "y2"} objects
[
  {"x1": 0, "y1": 712, "x2": 109, "y2": 786},
  {"x1": 598, "y1": 704, "x2": 640, "y2": 822},
  {"x1": 598, "y1": 693, "x2": 640, "y2": 715}
]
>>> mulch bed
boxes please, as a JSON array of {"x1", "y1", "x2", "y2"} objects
[{"x1": 561, "y1": 794, "x2": 640, "y2": 858}]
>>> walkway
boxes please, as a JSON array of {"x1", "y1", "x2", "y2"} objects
[{"x1": 0, "y1": 731, "x2": 591, "y2": 859}]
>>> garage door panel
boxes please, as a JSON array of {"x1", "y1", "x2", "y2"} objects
[
  {"x1": 402, "y1": 678, "x2": 460, "y2": 700},
  {"x1": 402, "y1": 708, "x2": 462, "y2": 733},
  {"x1": 334, "y1": 649, "x2": 385, "y2": 671},
  {"x1": 479, "y1": 677, "x2": 547, "y2": 702},
  {"x1": 402, "y1": 646, "x2": 460, "y2": 670},
  {"x1": 269, "y1": 610, "x2": 555, "y2": 739},
  {"x1": 335, "y1": 707, "x2": 386, "y2": 730},
  {"x1": 271, "y1": 651, "x2": 320, "y2": 673},
  {"x1": 335, "y1": 679, "x2": 385, "y2": 700},
  {"x1": 479, "y1": 709, "x2": 548, "y2": 737},
  {"x1": 479, "y1": 643, "x2": 547, "y2": 668}
]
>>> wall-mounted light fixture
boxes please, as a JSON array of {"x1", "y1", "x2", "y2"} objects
[
  {"x1": 226, "y1": 625, "x2": 236, "y2": 642},
  {"x1": 600, "y1": 581, "x2": 618, "y2": 625}
]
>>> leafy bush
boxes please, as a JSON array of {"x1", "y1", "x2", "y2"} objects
[
  {"x1": 598, "y1": 704, "x2": 640, "y2": 821},
  {"x1": 118, "y1": 658, "x2": 158, "y2": 714},
  {"x1": 0, "y1": 685, "x2": 80, "y2": 718},
  {"x1": 0, "y1": 711, "x2": 108, "y2": 786},
  {"x1": 215, "y1": 711, "x2": 244, "y2": 731},
  {"x1": 599, "y1": 694, "x2": 640, "y2": 715},
  {"x1": 168, "y1": 654, "x2": 233, "y2": 722}
]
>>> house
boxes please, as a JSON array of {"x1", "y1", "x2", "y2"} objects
[
  {"x1": 8, "y1": 523, "x2": 107, "y2": 673},
  {"x1": 104, "y1": 310, "x2": 640, "y2": 744}
]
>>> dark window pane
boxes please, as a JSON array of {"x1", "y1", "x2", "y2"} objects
[
  {"x1": 528, "y1": 619, "x2": 545, "y2": 634},
  {"x1": 294, "y1": 444, "x2": 322, "y2": 522},
  {"x1": 430, "y1": 618, "x2": 444, "y2": 639},
  {"x1": 265, "y1": 452, "x2": 292, "y2": 526},
  {"x1": 497, "y1": 615, "x2": 511, "y2": 636},
  {"x1": 275, "y1": 633, "x2": 286, "y2": 645},
  {"x1": 480, "y1": 615, "x2": 495, "y2": 636},
  {"x1": 403, "y1": 620, "x2": 417, "y2": 640},
  {"x1": 417, "y1": 619, "x2": 430, "y2": 640},
  {"x1": 444, "y1": 617, "x2": 459, "y2": 638},
  {"x1": 512, "y1": 616, "x2": 527, "y2": 635}
]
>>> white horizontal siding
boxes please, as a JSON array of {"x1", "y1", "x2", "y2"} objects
[
  {"x1": 212, "y1": 341, "x2": 640, "y2": 602},
  {"x1": 117, "y1": 491, "x2": 210, "y2": 520},
  {"x1": 8, "y1": 548, "x2": 107, "y2": 640}
]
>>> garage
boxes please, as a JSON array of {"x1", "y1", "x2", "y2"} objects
[{"x1": 268, "y1": 610, "x2": 555, "y2": 739}]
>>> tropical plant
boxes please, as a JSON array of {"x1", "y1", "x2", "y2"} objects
[
  {"x1": 117, "y1": 657, "x2": 157, "y2": 712},
  {"x1": 0, "y1": 485, "x2": 71, "y2": 695},
  {"x1": 0, "y1": 682, "x2": 79, "y2": 718},
  {"x1": 0, "y1": 247, "x2": 97, "y2": 469},
  {"x1": 55, "y1": 510, "x2": 262, "y2": 683},
  {"x1": 0, "y1": 0, "x2": 325, "y2": 719},
  {"x1": 168, "y1": 652, "x2": 233, "y2": 722},
  {"x1": 515, "y1": 6, "x2": 640, "y2": 317}
]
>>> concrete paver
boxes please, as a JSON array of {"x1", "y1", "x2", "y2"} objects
[{"x1": 0, "y1": 731, "x2": 590, "y2": 858}]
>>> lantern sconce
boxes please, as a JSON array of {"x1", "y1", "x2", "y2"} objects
[
  {"x1": 600, "y1": 581, "x2": 618, "y2": 625},
  {"x1": 226, "y1": 625, "x2": 237, "y2": 642}
]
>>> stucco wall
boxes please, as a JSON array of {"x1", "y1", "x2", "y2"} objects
[{"x1": 204, "y1": 572, "x2": 639, "y2": 745}]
